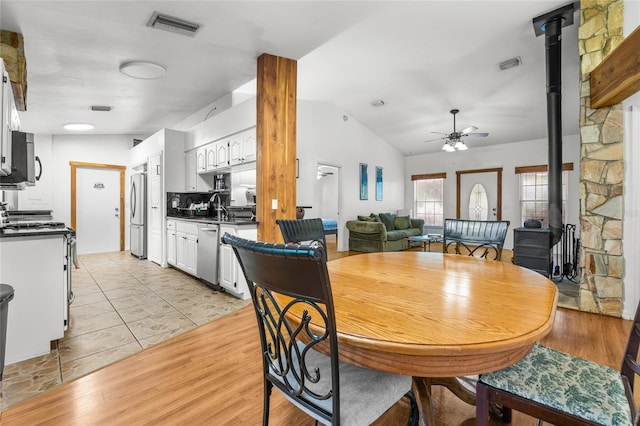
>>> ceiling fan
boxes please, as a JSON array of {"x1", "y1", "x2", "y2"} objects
[{"x1": 425, "y1": 109, "x2": 489, "y2": 151}]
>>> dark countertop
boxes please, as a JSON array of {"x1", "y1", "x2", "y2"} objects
[
  {"x1": 0, "y1": 228, "x2": 73, "y2": 238},
  {"x1": 167, "y1": 216, "x2": 257, "y2": 226}
]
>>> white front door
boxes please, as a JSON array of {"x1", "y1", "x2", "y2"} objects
[{"x1": 76, "y1": 167, "x2": 121, "y2": 254}]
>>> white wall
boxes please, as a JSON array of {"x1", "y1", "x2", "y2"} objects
[
  {"x1": 51, "y1": 134, "x2": 136, "y2": 248},
  {"x1": 404, "y1": 135, "x2": 581, "y2": 249},
  {"x1": 297, "y1": 101, "x2": 406, "y2": 251}
]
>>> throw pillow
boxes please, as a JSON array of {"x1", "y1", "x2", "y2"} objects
[
  {"x1": 379, "y1": 212, "x2": 396, "y2": 231},
  {"x1": 370, "y1": 213, "x2": 381, "y2": 222},
  {"x1": 394, "y1": 215, "x2": 411, "y2": 230},
  {"x1": 357, "y1": 215, "x2": 375, "y2": 222}
]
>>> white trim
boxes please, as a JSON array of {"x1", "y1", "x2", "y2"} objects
[{"x1": 623, "y1": 103, "x2": 640, "y2": 319}]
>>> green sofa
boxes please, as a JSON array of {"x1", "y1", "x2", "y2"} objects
[{"x1": 346, "y1": 213, "x2": 424, "y2": 252}]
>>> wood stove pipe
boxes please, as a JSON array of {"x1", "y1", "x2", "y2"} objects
[{"x1": 533, "y1": 3, "x2": 575, "y2": 247}]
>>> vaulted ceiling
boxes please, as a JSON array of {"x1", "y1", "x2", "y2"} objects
[{"x1": 0, "y1": 1, "x2": 580, "y2": 155}]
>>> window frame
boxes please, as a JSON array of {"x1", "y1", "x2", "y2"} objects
[{"x1": 412, "y1": 172, "x2": 446, "y2": 227}]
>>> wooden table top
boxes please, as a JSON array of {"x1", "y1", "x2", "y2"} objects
[{"x1": 306, "y1": 252, "x2": 558, "y2": 377}]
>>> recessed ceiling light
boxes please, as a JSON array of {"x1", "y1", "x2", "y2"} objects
[
  {"x1": 64, "y1": 123, "x2": 94, "y2": 131},
  {"x1": 119, "y1": 61, "x2": 166, "y2": 79}
]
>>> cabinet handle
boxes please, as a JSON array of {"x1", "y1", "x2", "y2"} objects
[{"x1": 35, "y1": 156, "x2": 42, "y2": 181}]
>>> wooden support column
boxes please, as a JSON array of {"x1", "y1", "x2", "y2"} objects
[{"x1": 256, "y1": 53, "x2": 297, "y2": 243}]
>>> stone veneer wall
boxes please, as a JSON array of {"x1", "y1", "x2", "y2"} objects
[{"x1": 578, "y1": 0, "x2": 624, "y2": 316}]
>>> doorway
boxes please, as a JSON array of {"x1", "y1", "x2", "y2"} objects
[
  {"x1": 456, "y1": 168, "x2": 503, "y2": 220},
  {"x1": 70, "y1": 161, "x2": 125, "y2": 254},
  {"x1": 316, "y1": 163, "x2": 341, "y2": 250}
]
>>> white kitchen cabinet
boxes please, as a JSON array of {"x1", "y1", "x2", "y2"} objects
[
  {"x1": 186, "y1": 149, "x2": 213, "y2": 192},
  {"x1": 229, "y1": 128, "x2": 256, "y2": 166},
  {"x1": 0, "y1": 234, "x2": 66, "y2": 364},
  {"x1": 219, "y1": 224, "x2": 256, "y2": 299},
  {"x1": 174, "y1": 220, "x2": 198, "y2": 276},
  {"x1": 185, "y1": 152, "x2": 196, "y2": 192},
  {"x1": 205, "y1": 143, "x2": 216, "y2": 172},
  {"x1": 196, "y1": 146, "x2": 207, "y2": 173},
  {"x1": 216, "y1": 140, "x2": 229, "y2": 168},
  {"x1": 166, "y1": 220, "x2": 176, "y2": 266}
]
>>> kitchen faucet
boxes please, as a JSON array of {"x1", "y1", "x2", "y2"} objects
[{"x1": 211, "y1": 193, "x2": 226, "y2": 221}]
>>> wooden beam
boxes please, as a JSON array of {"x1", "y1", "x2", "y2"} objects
[
  {"x1": 590, "y1": 25, "x2": 640, "y2": 109},
  {"x1": 255, "y1": 53, "x2": 297, "y2": 243},
  {"x1": 0, "y1": 30, "x2": 27, "y2": 111}
]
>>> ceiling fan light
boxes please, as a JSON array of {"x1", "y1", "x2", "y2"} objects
[
  {"x1": 456, "y1": 141, "x2": 468, "y2": 150},
  {"x1": 442, "y1": 143, "x2": 455, "y2": 152}
]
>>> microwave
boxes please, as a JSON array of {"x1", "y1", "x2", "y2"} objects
[{"x1": 0, "y1": 131, "x2": 39, "y2": 190}]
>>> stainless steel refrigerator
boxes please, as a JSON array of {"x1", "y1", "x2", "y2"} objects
[{"x1": 130, "y1": 172, "x2": 147, "y2": 259}]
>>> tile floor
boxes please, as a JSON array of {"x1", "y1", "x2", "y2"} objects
[{"x1": 0, "y1": 251, "x2": 250, "y2": 410}]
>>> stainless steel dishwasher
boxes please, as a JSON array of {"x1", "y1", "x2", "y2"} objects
[{"x1": 197, "y1": 223, "x2": 219, "y2": 287}]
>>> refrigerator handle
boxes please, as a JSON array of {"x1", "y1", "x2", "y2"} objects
[{"x1": 131, "y1": 181, "x2": 136, "y2": 218}]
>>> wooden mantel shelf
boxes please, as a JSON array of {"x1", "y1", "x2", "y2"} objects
[
  {"x1": 0, "y1": 30, "x2": 27, "y2": 111},
  {"x1": 590, "y1": 25, "x2": 640, "y2": 109}
]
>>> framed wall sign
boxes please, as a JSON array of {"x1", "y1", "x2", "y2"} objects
[
  {"x1": 375, "y1": 166, "x2": 383, "y2": 201},
  {"x1": 360, "y1": 163, "x2": 368, "y2": 200}
]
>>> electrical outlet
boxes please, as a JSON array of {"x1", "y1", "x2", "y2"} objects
[{"x1": 272, "y1": 199, "x2": 278, "y2": 209}]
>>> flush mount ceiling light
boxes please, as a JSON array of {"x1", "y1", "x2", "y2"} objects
[
  {"x1": 147, "y1": 11, "x2": 200, "y2": 37},
  {"x1": 498, "y1": 56, "x2": 522, "y2": 71},
  {"x1": 64, "y1": 123, "x2": 94, "y2": 131},
  {"x1": 119, "y1": 61, "x2": 166, "y2": 79}
]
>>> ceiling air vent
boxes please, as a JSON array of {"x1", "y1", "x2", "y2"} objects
[
  {"x1": 498, "y1": 57, "x2": 522, "y2": 71},
  {"x1": 147, "y1": 12, "x2": 200, "y2": 37},
  {"x1": 91, "y1": 105, "x2": 112, "y2": 112}
]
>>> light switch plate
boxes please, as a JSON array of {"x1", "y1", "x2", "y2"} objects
[{"x1": 272, "y1": 199, "x2": 278, "y2": 209}]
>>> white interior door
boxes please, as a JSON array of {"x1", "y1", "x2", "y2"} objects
[{"x1": 76, "y1": 167, "x2": 121, "y2": 254}]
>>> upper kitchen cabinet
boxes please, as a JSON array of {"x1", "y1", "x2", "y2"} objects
[
  {"x1": 216, "y1": 140, "x2": 229, "y2": 169},
  {"x1": 205, "y1": 143, "x2": 216, "y2": 172},
  {"x1": 196, "y1": 146, "x2": 206, "y2": 173},
  {"x1": 229, "y1": 127, "x2": 256, "y2": 166},
  {"x1": 185, "y1": 149, "x2": 212, "y2": 192}
]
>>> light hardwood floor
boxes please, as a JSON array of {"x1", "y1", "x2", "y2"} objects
[{"x1": 0, "y1": 236, "x2": 631, "y2": 425}]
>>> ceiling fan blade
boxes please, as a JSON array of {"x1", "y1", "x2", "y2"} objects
[
  {"x1": 430, "y1": 131, "x2": 448, "y2": 135},
  {"x1": 423, "y1": 135, "x2": 445, "y2": 143},
  {"x1": 464, "y1": 132, "x2": 489, "y2": 137},
  {"x1": 460, "y1": 126, "x2": 478, "y2": 134}
]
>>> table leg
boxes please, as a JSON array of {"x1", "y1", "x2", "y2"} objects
[
  {"x1": 431, "y1": 377, "x2": 477, "y2": 406},
  {"x1": 411, "y1": 377, "x2": 436, "y2": 426}
]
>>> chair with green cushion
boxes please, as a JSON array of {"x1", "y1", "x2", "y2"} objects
[
  {"x1": 476, "y1": 300, "x2": 640, "y2": 426},
  {"x1": 221, "y1": 233, "x2": 418, "y2": 426}
]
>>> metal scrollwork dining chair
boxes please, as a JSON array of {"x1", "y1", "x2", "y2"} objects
[
  {"x1": 476, "y1": 300, "x2": 640, "y2": 426},
  {"x1": 276, "y1": 218, "x2": 328, "y2": 261},
  {"x1": 221, "y1": 233, "x2": 418, "y2": 426}
]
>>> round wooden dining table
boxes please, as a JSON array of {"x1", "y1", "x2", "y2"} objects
[{"x1": 320, "y1": 251, "x2": 558, "y2": 425}]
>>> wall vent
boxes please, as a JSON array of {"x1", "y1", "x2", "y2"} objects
[
  {"x1": 91, "y1": 105, "x2": 112, "y2": 112},
  {"x1": 147, "y1": 12, "x2": 200, "y2": 37},
  {"x1": 498, "y1": 57, "x2": 522, "y2": 71}
]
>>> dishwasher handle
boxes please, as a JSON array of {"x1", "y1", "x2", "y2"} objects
[{"x1": 200, "y1": 228, "x2": 219, "y2": 232}]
